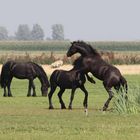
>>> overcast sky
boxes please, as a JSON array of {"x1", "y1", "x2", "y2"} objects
[{"x1": 0, "y1": 0, "x2": 140, "y2": 41}]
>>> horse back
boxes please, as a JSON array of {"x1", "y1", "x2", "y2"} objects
[{"x1": 50, "y1": 69, "x2": 86, "y2": 88}]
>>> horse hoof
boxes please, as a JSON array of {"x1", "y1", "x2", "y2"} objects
[
  {"x1": 32, "y1": 95, "x2": 37, "y2": 97},
  {"x1": 103, "y1": 107, "x2": 107, "y2": 111},
  {"x1": 68, "y1": 106, "x2": 72, "y2": 110},
  {"x1": 8, "y1": 95, "x2": 13, "y2": 97},
  {"x1": 49, "y1": 106, "x2": 54, "y2": 109},
  {"x1": 85, "y1": 109, "x2": 88, "y2": 116},
  {"x1": 61, "y1": 106, "x2": 66, "y2": 109}
]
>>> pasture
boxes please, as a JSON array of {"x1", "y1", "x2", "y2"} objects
[{"x1": 0, "y1": 75, "x2": 140, "y2": 140}]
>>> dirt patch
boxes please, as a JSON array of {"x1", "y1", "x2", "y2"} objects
[
  {"x1": 115, "y1": 65, "x2": 140, "y2": 75},
  {"x1": 42, "y1": 64, "x2": 140, "y2": 75}
]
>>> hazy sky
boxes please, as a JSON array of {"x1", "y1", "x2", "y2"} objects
[{"x1": 0, "y1": 0, "x2": 140, "y2": 41}]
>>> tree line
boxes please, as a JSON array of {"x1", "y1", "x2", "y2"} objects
[{"x1": 0, "y1": 24, "x2": 65, "y2": 41}]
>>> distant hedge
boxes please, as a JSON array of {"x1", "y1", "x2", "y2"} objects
[
  {"x1": 90, "y1": 41, "x2": 140, "y2": 51},
  {"x1": 0, "y1": 41, "x2": 69, "y2": 51},
  {"x1": 0, "y1": 41, "x2": 140, "y2": 51}
]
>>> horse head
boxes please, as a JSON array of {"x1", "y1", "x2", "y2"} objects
[
  {"x1": 67, "y1": 41, "x2": 81, "y2": 57},
  {"x1": 41, "y1": 83, "x2": 50, "y2": 96},
  {"x1": 67, "y1": 41, "x2": 98, "y2": 57},
  {"x1": 32, "y1": 62, "x2": 50, "y2": 96}
]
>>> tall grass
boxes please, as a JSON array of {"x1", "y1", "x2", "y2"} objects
[
  {"x1": 0, "y1": 51, "x2": 139, "y2": 65},
  {"x1": 101, "y1": 51, "x2": 140, "y2": 65},
  {"x1": 114, "y1": 87, "x2": 140, "y2": 114}
]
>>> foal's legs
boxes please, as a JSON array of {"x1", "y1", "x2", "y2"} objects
[
  {"x1": 86, "y1": 74, "x2": 96, "y2": 84},
  {"x1": 80, "y1": 85, "x2": 88, "y2": 110},
  {"x1": 58, "y1": 88, "x2": 66, "y2": 109},
  {"x1": 48, "y1": 85, "x2": 57, "y2": 109},
  {"x1": 68, "y1": 88, "x2": 76, "y2": 109},
  {"x1": 103, "y1": 84, "x2": 114, "y2": 111}
]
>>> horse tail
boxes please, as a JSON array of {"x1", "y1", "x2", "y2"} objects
[
  {"x1": 0, "y1": 61, "x2": 12, "y2": 88},
  {"x1": 120, "y1": 76, "x2": 128, "y2": 94}
]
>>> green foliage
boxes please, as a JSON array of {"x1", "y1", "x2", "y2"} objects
[
  {"x1": 0, "y1": 41, "x2": 69, "y2": 51},
  {"x1": 0, "y1": 26, "x2": 8, "y2": 40},
  {"x1": 114, "y1": 87, "x2": 140, "y2": 114},
  {"x1": 0, "y1": 41, "x2": 140, "y2": 51},
  {"x1": 0, "y1": 41, "x2": 139, "y2": 64},
  {"x1": 31, "y1": 24, "x2": 45, "y2": 40},
  {"x1": 90, "y1": 41, "x2": 140, "y2": 51},
  {"x1": 51, "y1": 24, "x2": 64, "y2": 40},
  {"x1": 15, "y1": 25, "x2": 31, "y2": 40}
]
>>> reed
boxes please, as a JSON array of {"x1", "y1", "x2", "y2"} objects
[{"x1": 114, "y1": 87, "x2": 140, "y2": 114}]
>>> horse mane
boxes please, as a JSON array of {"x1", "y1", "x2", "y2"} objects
[{"x1": 72, "y1": 41, "x2": 100, "y2": 56}]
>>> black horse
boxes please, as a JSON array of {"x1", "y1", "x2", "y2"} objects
[
  {"x1": 48, "y1": 67, "x2": 95, "y2": 110},
  {"x1": 0, "y1": 61, "x2": 50, "y2": 97},
  {"x1": 67, "y1": 41, "x2": 128, "y2": 111}
]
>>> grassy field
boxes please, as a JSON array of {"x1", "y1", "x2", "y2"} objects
[{"x1": 0, "y1": 75, "x2": 140, "y2": 140}]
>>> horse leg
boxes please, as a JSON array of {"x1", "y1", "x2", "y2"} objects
[
  {"x1": 48, "y1": 85, "x2": 57, "y2": 109},
  {"x1": 3, "y1": 85, "x2": 7, "y2": 97},
  {"x1": 57, "y1": 88, "x2": 66, "y2": 109},
  {"x1": 86, "y1": 73, "x2": 96, "y2": 84},
  {"x1": 103, "y1": 85, "x2": 114, "y2": 111},
  {"x1": 68, "y1": 88, "x2": 76, "y2": 109},
  {"x1": 80, "y1": 85, "x2": 88, "y2": 110},
  {"x1": 7, "y1": 77, "x2": 13, "y2": 97},
  {"x1": 27, "y1": 80, "x2": 32, "y2": 97},
  {"x1": 31, "y1": 80, "x2": 36, "y2": 97}
]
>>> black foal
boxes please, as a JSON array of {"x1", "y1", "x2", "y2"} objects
[{"x1": 48, "y1": 68, "x2": 95, "y2": 110}]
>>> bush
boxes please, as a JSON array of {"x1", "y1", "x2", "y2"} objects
[{"x1": 113, "y1": 87, "x2": 140, "y2": 114}]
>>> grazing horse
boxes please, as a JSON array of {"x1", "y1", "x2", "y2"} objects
[
  {"x1": 0, "y1": 61, "x2": 50, "y2": 97},
  {"x1": 67, "y1": 41, "x2": 128, "y2": 111},
  {"x1": 48, "y1": 67, "x2": 95, "y2": 110}
]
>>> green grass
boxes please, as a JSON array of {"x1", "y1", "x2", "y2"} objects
[{"x1": 0, "y1": 75, "x2": 140, "y2": 140}]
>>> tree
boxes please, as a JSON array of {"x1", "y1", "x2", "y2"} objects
[
  {"x1": 0, "y1": 26, "x2": 8, "y2": 40},
  {"x1": 31, "y1": 24, "x2": 45, "y2": 40},
  {"x1": 15, "y1": 24, "x2": 31, "y2": 40},
  {"x1": 51, "y1": 24, "x2": 64, "y2": 40}
]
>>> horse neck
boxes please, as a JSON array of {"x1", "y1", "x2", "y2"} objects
[
  {"x1": 78, "y1": 48, "x2": 89, "y2": 56},
  {"x1": 34, "y1": 65, "x2": 49, "y2": 87},
  {"x1": 38, "y1": 74, "x2": 46, "y2": 86},
  {"x1": 77, "y1": 45, "x2": 98, "y2": 57}
]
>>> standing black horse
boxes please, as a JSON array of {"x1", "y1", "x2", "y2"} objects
[
  {"x1": 48, "y1": 67, "x2": 95, "y2": 110},
  {"x1": 0, "y1": 61, "x2": 50, "y2": 97},
  {"x1": 67, "y1": 41, "x2": 128, "y2": 111}
]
